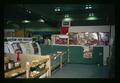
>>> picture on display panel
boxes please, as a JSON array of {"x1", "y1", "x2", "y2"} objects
[
  {"x1": 83, "y1": 46, "x2": 93, "y2": 59},
  {"x1": 32, "y1": 43, "x2": 39, "y2": 54},
  {"x1": 99, "y1": 32, "x2": 109, "y2": 45},
  {"x1": 55, "y1": 35, "x2": 68, "y2": 45},
  {"x1": 78, "y1": 32, "x2": 99, "y2": 46},
  {"x1": 69, "y1": 32, "x2": 78, "y2": 45},
  {"x1": 24, "y1": 43, "x2": 33, "y2": 54},
  {"x1": 11, "y1": 43, "x2": 23, "y2": 54}
]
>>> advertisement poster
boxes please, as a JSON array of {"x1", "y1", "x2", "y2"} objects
[
  {"x1": 78, "y1": 32, "x2": 99, "y2": 46},
  {"x1": 55, "y1": 35, "x2": 68, "y2": 45},
  {"x1": 24, "y1": 43, "x2": 33, "y2": 54},
  {"x1": 83, "y1": 46, "x2": 92, "y2": 59},
  {"x1": 32, "y1": 43, "x2": 39, "y2": 54},
  {"x1": 99, "y1": 32, "x2": 109, "y2": 45},
  {"x1": 12, "y1": 43, "x2": 22, "y2": 54},
  {"x1": 69, "y1": 32, "x2": 78, "y2": 45}
]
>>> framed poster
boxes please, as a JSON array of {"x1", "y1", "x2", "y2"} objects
[
  {"x1": 54, "y1": 35, "x2": 68, "y2": 45},
  {"x1": 11, "y1": 43, "x2": 23, "y2": 54},
  {"x1": 69, "y1": 32, "x2": 78, "y2": 45},
  {"x1": 99, "y1": 32, "x2": 109, "y2": 45},
  {"x1": 83, "y1": 46, "x2": 93, "y2": 59},
  {"x1": 32, "y1": 43, "x2": 39, "y2": 54}
]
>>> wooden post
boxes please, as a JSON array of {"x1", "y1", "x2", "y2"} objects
[
  {"x1": 60, "y1": 53, "x2": 63, "y2": 69},
  {"x1": 26, "y1": 62, "x2": 30, "y2": 78},
  {"x1": 46, "y1": 55, "x2": 51, "y2": 78}
]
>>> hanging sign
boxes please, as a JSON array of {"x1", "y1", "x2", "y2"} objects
[{"x1": 6, "y1": 37, "x2": 32, "y2": 43}]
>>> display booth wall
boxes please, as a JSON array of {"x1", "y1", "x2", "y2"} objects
[{"x1": 40, "y1": 45, "x2": 103, "y2": 65}]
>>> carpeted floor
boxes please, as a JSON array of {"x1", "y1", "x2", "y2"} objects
[{"x1": 51, "y1": 64, "x2": 109, "y2": 78}]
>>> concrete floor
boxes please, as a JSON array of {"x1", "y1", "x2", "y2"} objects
[{"x1": 51, "y1": 64, "x2": 109, "y2": 78}]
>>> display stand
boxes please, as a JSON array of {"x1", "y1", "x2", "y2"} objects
[
  {"x1": 26, "y1": 55, "x2": 51, "y2": 78},
  {"x1": 4, "y1": 53, "x2": 51, "y2": 78}
]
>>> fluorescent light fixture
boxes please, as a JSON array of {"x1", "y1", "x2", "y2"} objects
[
  {"x1": 28, "y1": 11, "x2": 31, "y2": 13},
  {"x1": 86, "y1": 16, "x2": 98, "y2": 20},
  {"x1": 38, "y1": 19, "x2": 45, "y2": 23},
  {"x1": 54, "y1": 7, "x2": 60, "y2": 12},
  {"x1": 85, "y1": 7, "x2": 89, "y2": 9},
  {"x1": 64, "y1": 14, "x2": 69, "y2": 18},
  {"x1": 89, "y1": 4, "x2": 91, "y2": 6},
  {"x1": 54, "y1": 9, "x2": 57, "y2": 11},
  {"x1": 57, "y1": 8, "x2": 60, "y2": 11},
  {"x1": 89, "y1": 13, "x2": 94, "y2": 16},
  {"x1": 89, "y1": 6, "x2": 92, "y2": 9},
  {"x1": 22, "y1": 20, "x2": 30, "y2": 23},
  {"x1": 63, "y1": 18, "x2": 72, "y2": 22}
]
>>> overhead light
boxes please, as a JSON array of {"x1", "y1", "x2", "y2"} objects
[
  {"x1": 22, "y1": 20, "x2": 30, "y2": 23},
  {"x1": 64, "y1": 14, "x2": 69, "y2": 18},
  {"x1": 54, "y1": 7, "x2": 61, "y2": 12},
  {"x1": 38, "y1": 19, "x2": 45, "y2": 23},
  {"x1": 89, "y1": 6, "x2": 92, "y2": 9},
  {"x1": 63, "y1": 18, "x2": 72, "y2": 22},
  {"x1": 85, "y1": 4, "x2": 92, "y2": 9},
  {"x1": 89, "y1": 13, "x2": 94, "y2": 16},
  {"x1": 85, "y1": 7, "x2": 88, "y2": 9},
  {"x1": 28, "y1": 11, "x2": 31, "y2": 14},
  {"x1": 54, "y1": 9, "x2": 58, "y2": 12},
  {"x1": 86, "y1": 16, "x2": 98, "y2": 20},
  {"x1": 57, "y1": 8, "x2": 60, "y2": 11}
]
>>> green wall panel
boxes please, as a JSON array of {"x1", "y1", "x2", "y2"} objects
[
  {"x1": 69, "y1": 46, "x2": 103, "y2": 65},
  {"x1": 92, "y1": 47, "x2": 103, "y2": 65},
  {"x1": 39, "y1": 45, "x2": 103, "y2": 66},
  {"x1": 69, "y1": 46, "x2": 84, "y2": 63}
]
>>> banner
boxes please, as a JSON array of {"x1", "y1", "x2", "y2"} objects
[{"x1": 60, "y1": 27, "x2": 68, "y2": 34}]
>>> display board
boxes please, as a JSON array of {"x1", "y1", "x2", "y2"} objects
[
  {"x1": 32, "y1": 42, "x2": 41, "y2": 55},
  {"x1": 69, "y1": 32, "x2": 109, "y2": 46},
  {"x1": 69, "y1": 32, "x2": 78, "y2": 45},
  {"x1": 51, "y1": 35, "x2": 68, "y2": 45},
  {"x1": 21, "y1": 43, "x2": 34, "y2": 54},
  {"x1": 4, "y1": 42, "x2": 10, "y2": 53},
  {"x1": 11, "y1": 42, "x2": 23, "y2": 54}
]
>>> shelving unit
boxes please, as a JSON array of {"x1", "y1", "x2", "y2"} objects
[
  {"x1": 4, "y1": 53, "x2": 51, "y2": 78},
  {"x1": 26, "y1": 55, "x2": 51, "y2": 78}
]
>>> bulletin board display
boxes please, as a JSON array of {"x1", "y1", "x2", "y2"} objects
[
  {"x1": 51, "y1": 35, "x2": 68, "y2": 45},
  {"x1": 4, "y1": 42, "x2": 10, "y2": 53},
  {"x1": 69, "y1": 32, "x2": 109, "y2": 46},
  {"x1": 11, "y1": 43, "x2": 23, "y2": 54}
]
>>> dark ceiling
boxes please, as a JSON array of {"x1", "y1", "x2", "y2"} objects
[{"x1": 4, "y1": 4, "x2": 115, "y2": 28}]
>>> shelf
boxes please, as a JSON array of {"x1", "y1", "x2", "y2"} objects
[
  {"x1": 30, "y1": 68, "x2": 49, "y2": 78},
  {"x1": 4, "y1": 65, "x2": 21, "y2": 72},
  {"x1": 5, "y1": 68, "x2": 26, "y2": 78},
  {"x1": 30, "y1": 59, "x2": 48, "y2": 68}
]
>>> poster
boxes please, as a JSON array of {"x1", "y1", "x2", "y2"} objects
[
  {"x1": 83, "y1": 46, "x2": 93, "y2": 59},
  {"x1": 69, "y1": 32, "x2": 78, "y2": 45},
  {"x1": 99, "y1": 32, "x2": 109, "y2": 45},
  {"x1": 32, "y1": 43, "x2": 39, "y2": 54},
  {"x1": 78, "y1": 32, "x2": 99, "y2": 46},
  {"x1": 24, "y1": 43, "x2": 33, "y2": 54},
  {"x1": 55, "y1": 35, "x2": 68, "y2": 45},
  {"x1": 12, "y1": 43, "x2": 22, "y2": 54}
]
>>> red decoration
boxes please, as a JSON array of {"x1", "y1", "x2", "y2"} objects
[
  {"x1": 16, "y1": 52, "x2": 20, "y2": 61},
  {"x1": 60, "y1": 27, "x2": 68, "y2": 34}
]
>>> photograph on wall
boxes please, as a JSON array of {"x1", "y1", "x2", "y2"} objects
[
  {"x1": 83, "y1": 46, "x2": 93, "y2": 59},
  {"x1": 89, "y1": 32, "x2": 99, "y2": 45},
  {"x1": 69, "y1": 32, "x2": 78, "y2": 45},
  {"x1": 55, "y1": 35, "x2": 68, "y2": 45},
  {"x1": 78, "y1": 32, "x2": 99, "y2": 46},
  {"x1": 32, "y1": 43, "x2": 39, "y2": 54},
  {"x1": 99, "y1": 32, "x2": 109, "y2": 45},
  {"x1": 23, "y1": 43, "x2": 33, "y2": 54},
  {"x1": 12, "y1": 43, "x2": 23, "y2": 54}
]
